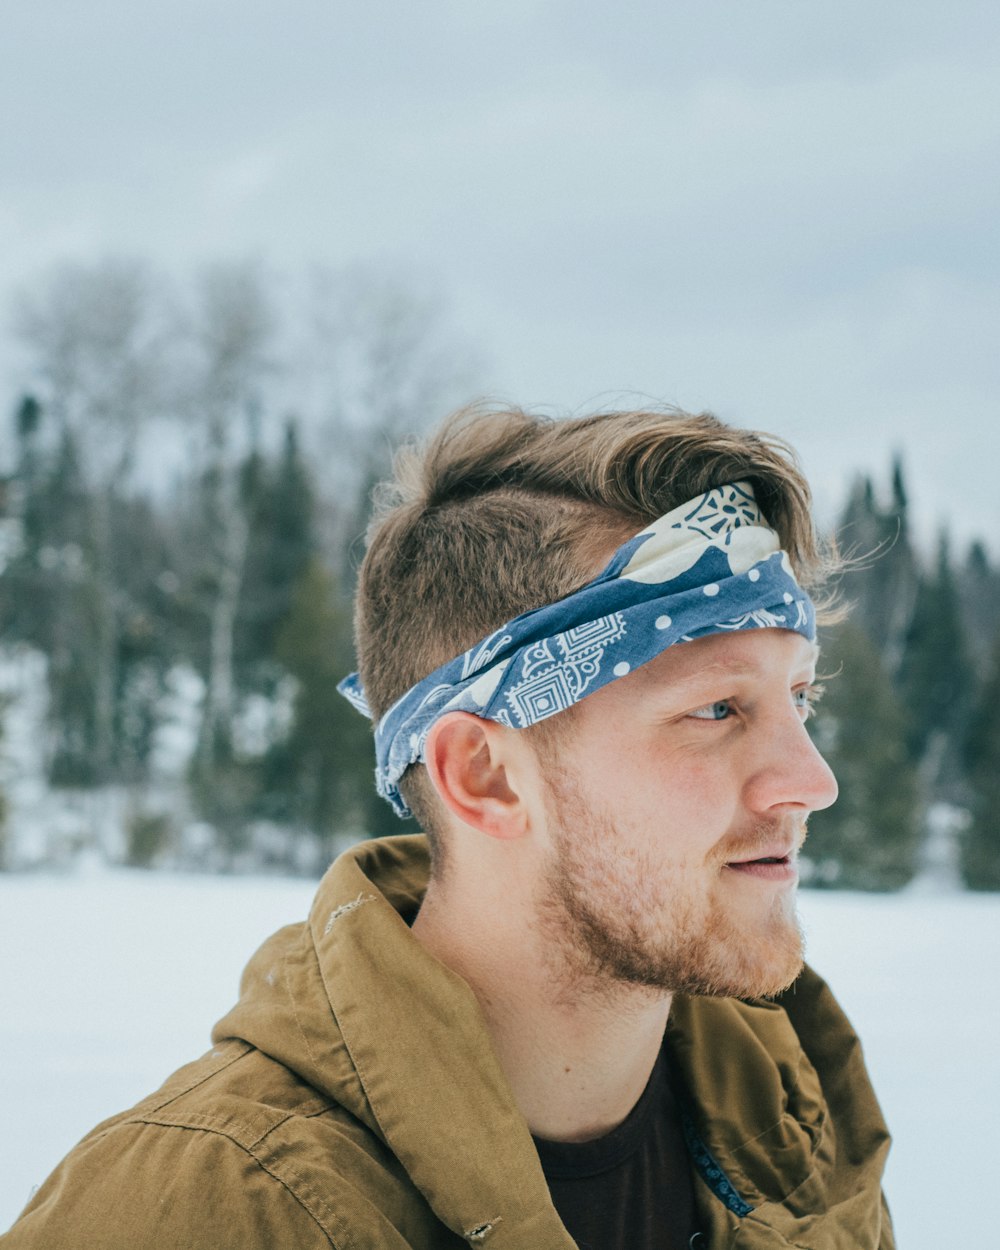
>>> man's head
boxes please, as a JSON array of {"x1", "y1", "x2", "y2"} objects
[{"x1": 356, "y1": 405, "x2": 834, "y2": 820}]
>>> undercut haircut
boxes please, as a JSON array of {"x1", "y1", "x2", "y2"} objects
[{"x1": 354, "y1": 403, "x2": 839, "y2": 867}]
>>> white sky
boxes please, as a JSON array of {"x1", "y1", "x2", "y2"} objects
[{"x1": 3, "y1": 1, "x2": 998, "y2": 551}]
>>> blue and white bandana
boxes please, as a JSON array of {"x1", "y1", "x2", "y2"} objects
[{"x1": 339, "y1": 482, "x2": 815, "y2": 818}]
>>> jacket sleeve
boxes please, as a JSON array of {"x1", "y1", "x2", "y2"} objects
[{"x1": 1, "y1": 1119, "x2": 339, "y2": 1250}]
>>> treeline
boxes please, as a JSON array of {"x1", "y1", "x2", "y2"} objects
[
  {"x1": 0, "y1": 258, "x2": 472, "y2": 872},
  {"x1": 805, "y1": 467, "x2": 1000, "y2": 890},
  {"x1": 0, "y1": 259, "x2": 997, "y2": 888}
]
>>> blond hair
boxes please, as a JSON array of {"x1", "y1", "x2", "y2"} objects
[{"x1": 355, "y1": 403, "x2": 837, "y2": 853}]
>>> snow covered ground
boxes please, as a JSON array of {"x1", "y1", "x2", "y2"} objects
[{"x1": 1, "y1": 866, "x2": 997, "y2": 1246}]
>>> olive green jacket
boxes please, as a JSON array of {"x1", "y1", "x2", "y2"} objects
[{"x1": 3, "y1": 836, "x2": 894, "y2": 1249}]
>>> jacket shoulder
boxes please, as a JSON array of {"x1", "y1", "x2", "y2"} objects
[
  {"x1": 4, "y1": 1116, "x2": 338, "y2": 1250},
  {"x1": 3, "y1": 1041, "x2": 437, "y2": 1250}
]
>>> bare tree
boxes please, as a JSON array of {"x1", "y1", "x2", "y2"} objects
[
  {"x1": 13, "y1": 258, "x2": 171, "y2": 781},
  {"x1": 295, "y1": 266, "x2": 484, "y2": 571},
  {"x1": 176, "y1": 261, "x2": 279, "y2": 773}
]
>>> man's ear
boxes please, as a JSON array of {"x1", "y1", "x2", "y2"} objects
[{"x1": 423, "y1": 712, "x2": 529, "y2": 840}]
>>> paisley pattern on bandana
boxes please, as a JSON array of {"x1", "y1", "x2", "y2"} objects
[{"x1": 339, "y1": 482, "x2": 816, "y2": 818}]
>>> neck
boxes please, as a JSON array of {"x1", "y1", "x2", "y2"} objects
[{"x1": 412, "y1": 869, "x2": 672, "y2": 1143}]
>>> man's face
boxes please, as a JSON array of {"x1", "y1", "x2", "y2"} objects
[{"x1": 531, "y1": 628, "x2": 838, "y2": 999}]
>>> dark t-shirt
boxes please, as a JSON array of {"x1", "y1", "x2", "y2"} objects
[{"x1": 532, "y1": 1047, "x2": 702, "y2": 1250}]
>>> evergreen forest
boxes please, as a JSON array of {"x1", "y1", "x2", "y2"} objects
[{"x1": 0, "y1": 259, "x2": 997, "y2": 890}]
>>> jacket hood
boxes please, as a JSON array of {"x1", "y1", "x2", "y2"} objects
[{"x1": 213, "y1": 836, "x2": 892, "y2": 1249}]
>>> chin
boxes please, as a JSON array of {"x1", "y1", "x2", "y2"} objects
[
  {"x1": 552, "y1": 892, "x2": 806, "y2": 1001},
  {"x1": 633, "y1": 936, "x2": 804, "y2": 1001},
  {"x1": 678, "y1": 908, "x2": 806, "y2": 1000},
  {"x1": 711, "y1": 948, "x2": 805, "y2": 1001},
  {"x1": 677, "y1": 893, "x2": 806, "y2": 999}
]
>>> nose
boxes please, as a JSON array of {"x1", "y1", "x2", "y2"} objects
[{"x1": 742, "y1": 710, "x2": 839, "y2": 817}]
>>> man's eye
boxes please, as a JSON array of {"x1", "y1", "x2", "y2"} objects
[
  {"x1": 794, "y1": 685, "x2": 823, "y2": 719},
  {"x1": 688, "y1": 700, "x2": 734, "y2": 721}
]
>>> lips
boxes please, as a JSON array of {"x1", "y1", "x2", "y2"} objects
[
  {"x1": 727, "y1": 845, "x2": 795, "y2": 867},
  {"x1": 724, "y1": 846, "x2": 798, "y2": 882}
]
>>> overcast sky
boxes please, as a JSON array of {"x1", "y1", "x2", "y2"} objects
[{"x1": 3, "y1": 1, "x2": 998, "y2": 551}]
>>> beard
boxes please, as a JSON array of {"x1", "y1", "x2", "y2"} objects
[{"x1": 536, "y1": 770, "x2": 806, "y2": 1001}]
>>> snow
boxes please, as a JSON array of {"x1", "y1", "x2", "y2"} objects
[{"x1": 1, "y1": 869, "x2": 997, "y2": 1246}]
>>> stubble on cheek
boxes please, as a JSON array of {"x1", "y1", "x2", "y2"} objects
[{"x1": 535, "y1": 793, "x2": 806, "y2": 1001}]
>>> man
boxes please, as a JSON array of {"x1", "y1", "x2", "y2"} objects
[{"x1": 3, "y1": 405, "x2": 893, "y2": 1249}]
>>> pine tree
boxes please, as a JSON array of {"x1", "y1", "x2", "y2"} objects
[
  {"x1": 7, "y1": 427, "x2": 104, "y2": 786},
  {"x1": 0, "y1": 694, "x2": 9, "y2": 870},
  {"x1": 835, "y1": 461, "x2": 918, "y2": 679},
  {"x1": 15, "y1": 260, "x2": 170, "y2": 784},
  {"x1": 890, "y1": 454, "x2": 908, "y2": 513},
  {"x1": 804, "y1": 622, "x2": 922, "y2": 890},
  {"x1": 3, "y1": 411, "x2": 175, "y2": 790},
  {"x1": 896, "y1": 531, "x2": 975, "y2": 787},
  {"x1": 111, "y1": 493, "x2": 175, "y2": 783},
  {"x1": 961, "y1": 629, "x2": 1000, "y2": 889},
  {"x1": 958, "y1": 540, "x2": 1000, "y2": 682},
  {"x1": 265, "y1": 558, "x2": 416, "y2": 856},
  {"x1": 236, "y1": 419, "x2": 317, "y2": 688},
  {"x1": 181, "y1": 421, "x2": 325, "y2": 857}
]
